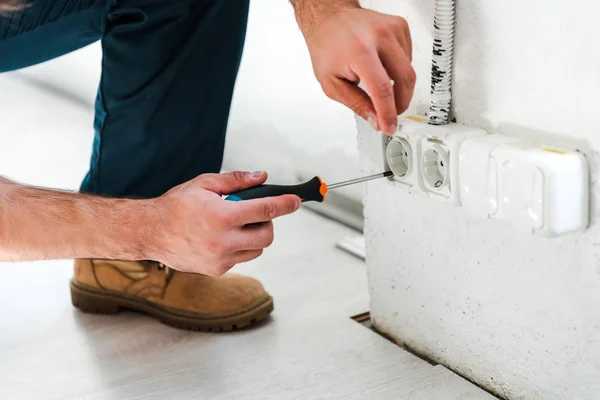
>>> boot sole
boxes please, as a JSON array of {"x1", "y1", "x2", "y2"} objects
[{"x1": 70, "y1": 280, "x2": 274, "y2": 332}]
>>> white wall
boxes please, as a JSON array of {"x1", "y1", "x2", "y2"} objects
[{"x1": 360, "y1": 0, "x2": 600, "y2": 399}]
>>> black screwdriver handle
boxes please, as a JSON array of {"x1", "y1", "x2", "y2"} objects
[{"x1": 225, "y1": 176, "x2": 328, "y2": 203}]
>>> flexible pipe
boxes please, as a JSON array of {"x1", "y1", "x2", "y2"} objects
[{"x1": 428, "y1": 0, "x2": 455, "y2": 125}]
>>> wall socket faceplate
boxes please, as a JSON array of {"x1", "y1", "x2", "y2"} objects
[
  {"x1": 459, "y1": 134, "x2": 589, "y2": 236},
  {"x1": 382, "y1": 116, "x2": 590, "y2": 237},
  {"x1": 383, "y1": 116, "x2": 486, "y2": 205}
]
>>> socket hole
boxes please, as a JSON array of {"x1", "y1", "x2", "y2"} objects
[{"x1": 386, "y1": 138, "x2": 412, "y2": 178}]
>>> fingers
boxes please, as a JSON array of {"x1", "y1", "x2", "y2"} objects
[
  {"x1": 213, "y1": 223, "x2": 273, "y2": 271},
  {"x1": 230, "y1": 249, "x2": 264, "y2": 265},
  {"x1": 210, "y1": 249, "x2": 264, "y2": 275},
  {"x1": 199, "y1": 171, "x2": 268, "y2": 195},
  {"x1": 322, "y1": 77, "x2": 376, "y2": 125},
  {"x1": 231, "y1": 221, "x2": 275, "y2": 250},
  {"x1": 353, "y1": 50, "x2": 398, "y2": 135},
  {"x1": 390, "y1": 16, "x2": 412, "y2": 61},
  {"x1": 201, "y1": 220, "x2": 276, "y2": 276},
  {"x1": 226, "y1": 194, "x2": 301, "y2": 226},
  {"x1": 354, "y1": 16, "x2": 414, "y2": 132},
  {"x1": 379, "y1": 40, "x2": 416, "y2": 116}
]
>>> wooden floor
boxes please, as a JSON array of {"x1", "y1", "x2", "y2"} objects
[
  {"x1": 0, "y1": 211, "x2": 495, "y2": 400},
  {"x1": 0, "y1": 75, "x2": 497, "y2": 399}
]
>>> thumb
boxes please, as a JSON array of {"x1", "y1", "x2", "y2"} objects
[
  {"x1": 199, "y1": 171, "x2": 268, "y2": 195},
  {"x1": 324, "y1": 77, "x2": 378, "y2": 129}
]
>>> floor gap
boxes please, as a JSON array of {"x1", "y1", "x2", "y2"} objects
[
  {"x1": 352, "y1": 312, "x2": 437, "y2": 366},
  {"x1": 351, "y1": 312, "x2": 504, "y2": 399}
]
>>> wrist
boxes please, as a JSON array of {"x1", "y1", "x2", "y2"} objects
[
  {"x1": 120, "y1": 198, "x2": 164, "y2": 262},
  {"x1": 78, "y1": 196, "x2": 163, "y2": 261},
  {"x1": 292, "y1": 0, "x2": 360, "y2": 37}
]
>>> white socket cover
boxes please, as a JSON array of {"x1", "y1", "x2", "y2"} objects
[
  {"x1": 384, "y1": 116, "x2": 486, "y2": 204},
  {"x1": 386, "y1": 137, "x2": 413, "y2": 181},
  {"x1": 459, "y1": 134, "x2": 589, "y2": 236}
]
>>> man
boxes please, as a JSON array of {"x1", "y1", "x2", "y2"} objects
[{"x1": 0, "y1": 0, "x2": 415, "y2": 331}]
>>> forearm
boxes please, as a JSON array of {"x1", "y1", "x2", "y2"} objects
[
  {"x1": 290, "y1": 0, "x2": 359, "y2": 33},
  {"x1": 0, "y1": 179, "x2": 158, "y2": 262}
]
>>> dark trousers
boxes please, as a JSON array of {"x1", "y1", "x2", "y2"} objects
[{"x1": 0, "y1": 0, "x2": 249, "y2": 197}]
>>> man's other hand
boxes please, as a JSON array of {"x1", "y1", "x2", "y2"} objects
[{"x1": 295, "y1": 1, "x2": 415, "y2": 135}]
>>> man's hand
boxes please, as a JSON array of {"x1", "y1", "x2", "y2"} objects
[
  {"x1": 292, "y1": 0, "x2": 415, "y2": 135},
  {"x1": 0, "y1": 171, "x2": 299, "y2": 276},
  {"x1": 152, "y1": 171, "x2": 301, "y2": 276}
]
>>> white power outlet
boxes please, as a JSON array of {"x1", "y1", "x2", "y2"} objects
[
  {"x1": 386, "y1": 136, "x2": 413, "y2": 180},
  {"x1": 459, "y1": 134, "x2": 589, "y2": 236},
  {"x1": 383, "y1": 116, "x2": 486, "y2": 204},
  {"x1": 421, "y1": 139, "x2": 451, "y2": 197},
  {"x1": 381, "y1": 116, "x2": 590, "y2": 236}
]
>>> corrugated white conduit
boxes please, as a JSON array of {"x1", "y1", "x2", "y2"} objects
[{"x1": 428, "y1": 0, "x2": 455, "y2": 125}]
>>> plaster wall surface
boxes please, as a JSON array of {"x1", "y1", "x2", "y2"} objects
[{"x1": 360, "y1": 1, "x2": 600, "y2": 399}]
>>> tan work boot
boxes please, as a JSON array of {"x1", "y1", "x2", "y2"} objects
[{"x1": 70, "y1": 259, "x2": 273, "y2": 332}]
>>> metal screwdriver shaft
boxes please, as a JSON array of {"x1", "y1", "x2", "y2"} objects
[{"x1": 327, "y1": 171, "x2": 393, "y2": 190}]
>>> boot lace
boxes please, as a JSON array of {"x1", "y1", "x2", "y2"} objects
[{"x1": 157, "y1": 262, "x2": 175, "y2": 293}]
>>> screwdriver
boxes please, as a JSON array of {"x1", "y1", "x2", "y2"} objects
[{"x1": 225, "y1": 171, "x2": 393, "y2": 203}]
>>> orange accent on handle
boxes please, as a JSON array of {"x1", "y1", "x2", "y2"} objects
[{"x1": 317, "y1": 176, "x2": 328, "y2": 202}]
